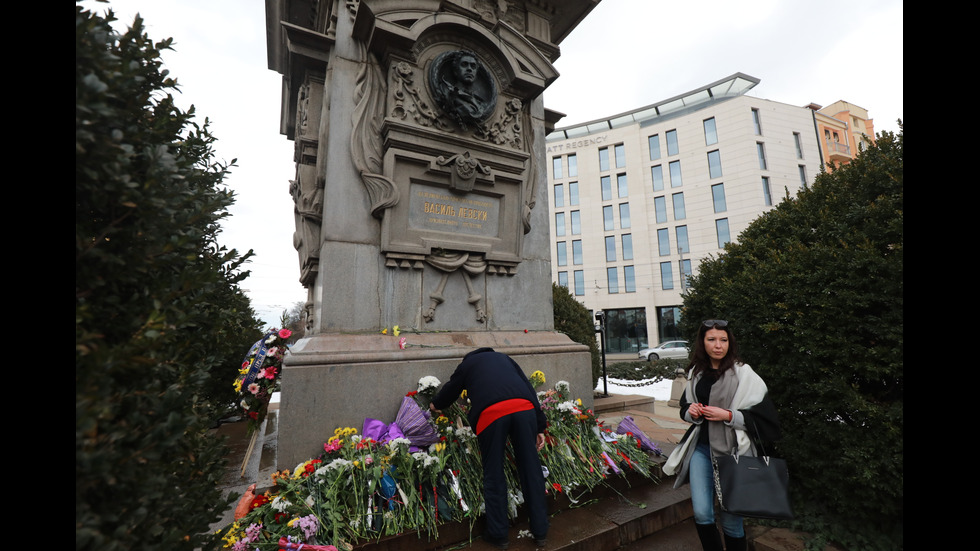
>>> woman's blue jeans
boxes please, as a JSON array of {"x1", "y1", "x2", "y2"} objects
[{"x1": 689, "y1": 443, "x2": 744, "y2": 537}]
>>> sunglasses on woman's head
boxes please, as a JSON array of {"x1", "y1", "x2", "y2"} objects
[{"x1": 702, "y1": 319, "x2": 728, "y2": 328}]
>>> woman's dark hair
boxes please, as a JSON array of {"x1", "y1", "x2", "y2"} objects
[{"x1": 688, "y1": 319, "x2": 741, "y2": 379}]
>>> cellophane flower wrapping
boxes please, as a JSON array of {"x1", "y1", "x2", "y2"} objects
[
  {"x1": 214, "y1": 377, "x2": 660, "y2": 550},
  {"x1": 615, "y1": 416, "x2": 663, "y2": 456}
]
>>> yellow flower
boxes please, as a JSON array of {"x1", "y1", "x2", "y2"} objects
[
  {"x1": 393, "y1": 325, "x2": 400, "y2": 336},
  {"x1": 381, "y1": 327, "x2": 388, "y2": 335},
  {"x1": 233, "y1": 379, "x2": 242, "y2": 392},
  {"x1": 530, "y1": 370, "x2": 546, "y2": 388},
  {"x1": 287, "y1": 517, "x2": 299, "y2": 528},
  {"x1": 461, "y1": 389, "x2": 468, "y2": 400}
]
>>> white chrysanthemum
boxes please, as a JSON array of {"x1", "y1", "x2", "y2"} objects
[
  {"x1": 557, "y1": 400, "x2": 581, "y2": 415},
  {"x1": 417, "y1": 376, "x2": 441, "y2": 392},
  {"x1": 266, "y1": 335, "x2": 277, "y2": 344},
  {"x1": 325, "y1": 458, "x2": 352, "y2": 471},
  {"x1": 455, "y1": 426, "x2": 475, "y2": 439},
  {"x1": 387, "y1": 437, "x2": 412, "y2": 450},
  {"x1": 555, "y1": 380, "x2": 571, "y2": 393},
  {"x1": 271, "y1": 496, "x2": 292, "y2": 512},
  {"x1": 411, "y1": 451, "x2": 439, "y2": 467}
]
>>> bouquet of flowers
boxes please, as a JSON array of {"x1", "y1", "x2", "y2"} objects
[
  {"x1": 214, "y1": 375, "x2": 661, "y2": 550},
  {"x1": 234, "y1": 328, "x2": 291, "y2": 433}
]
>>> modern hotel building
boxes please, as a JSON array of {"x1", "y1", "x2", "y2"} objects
[{"x1": 546, "y1": 73, "x2": 865, "y2": 352}]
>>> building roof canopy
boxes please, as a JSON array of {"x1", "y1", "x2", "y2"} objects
[{"x1": 547, "y1": 72, "x2": 760, "y2": 141}]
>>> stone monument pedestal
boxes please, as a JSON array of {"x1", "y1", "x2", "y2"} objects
[{"x1": 278, "y1": 330, "x2": 591, "y2": 467}]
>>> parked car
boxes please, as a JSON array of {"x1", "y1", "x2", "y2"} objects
[{"x1": 638, "y1": 340, "x2": 689, "y2": 361}]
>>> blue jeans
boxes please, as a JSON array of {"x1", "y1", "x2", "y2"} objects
[{"x1": 689, "y1": 443, "x2": 744, "y2": 538}]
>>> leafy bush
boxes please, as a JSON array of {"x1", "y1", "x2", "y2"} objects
[
  {"x1": 76, "y1": 4, "x2": 263, "y2": 550},
  {"x1": 552, "y1": 283, "x2": 601, "y2": 389},
  {"x1": 680, "y1": 126, "x2": 903, "y2": 550}
]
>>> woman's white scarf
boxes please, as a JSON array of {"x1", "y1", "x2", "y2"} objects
[{"x1": 662, "y1": 363, "x2": 768, "y2": 485}]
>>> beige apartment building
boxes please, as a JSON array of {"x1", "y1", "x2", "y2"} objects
[{"x1": 546, "y1": 73, "x2": 829, "y2": 353}]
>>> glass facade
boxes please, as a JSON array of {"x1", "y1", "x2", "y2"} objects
[{"x1": 602, "y1": 307, "x2": 648, "y2": 353}]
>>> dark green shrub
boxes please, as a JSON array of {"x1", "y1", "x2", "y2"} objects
[
  {"x1": 605, "y1": 359, "x2": 681, "y2": 382},
  {"x1": 680, "y1": 126, "x2": 902, "y2": 550},
  {"x1": 76, "y1": 4, "x2": 263, "y2": 549},
  {"x1": 552, "y1": 283, "x2": 602, "y2": 389}
]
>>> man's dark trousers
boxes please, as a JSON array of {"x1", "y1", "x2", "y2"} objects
[{"x1": 477, "y1": 408, "x2": 549, "y2": 541}]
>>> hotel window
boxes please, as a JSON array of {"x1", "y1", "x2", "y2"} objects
[
  {"x1": 666, "y1": 129, "x2": 679, "y2": 156},
  {"x1": 657, "y1": 228, "x2": 671, "y2": 256},
  {"x1": 681, "y1": 259, "x2": 692, "y2": 288},
  {"x1": 572, "y1": 239, "x2": 583, "y2": 265},
  {"x1": 603, "y1": 205, "x2": 614, "y2": 231},
  {"x1": 676, "y1": 225, "x2": 689, "y2": 253},
  {"x1": 568, "y1": 153, "x2": 578, "y2": 177},
  {"x1": 762, "y1": 176, "x2": 772, "y2": 206},
  {"x1": 704, "y1": 117, "x2": 718, "y2": 145},
  {"x1": 798, "y1": 165, "x2": 807, "y2": 189},
  {"x1": 712, "y1": 183, "x2": 727, "y2": 213},
  {"x1": 757, "y1": 142, "x2": 768, "y2": 170},
  {"x1": 552, "y1": 156, "x2": 562, "y2": 178},
  {"x1": 574, "y1": 270, "x2": 584, "y2": 296},
  {"x1": 599, "y1": 147, "x2": 610, "y2": 171},
  {"x1": 660, "y1": 261, "x2": 674, "y2": 290},
  {"x1": 607, "y1": 267, "x2": 619, "y2": 293},
  {"x1": 707, "y1": 150, "x2": 723, "y2": 179},
  {"x1": 617, "y1": 173, "x2": 628, "y2": 198},
  {"x1": 555, "y1": 212, "x2": 565, "y2": 236},
  {"x1": 558, "y1": 271, "x2": 568, "y2": 288},
  {"x1": 570, "y1": 210, "x2": 581, "y2": 234},
  {"x1": 672, "y1": 192, "x2": 686, "y2": 220},
  {"x1": 569, "y1": 181, "x2": 580, "y2": 205},
  {"x1": 651, "y1": 165, "x2": 664, "y2": 191},
  {"x1": 601, "y1": 175, "x2": 612, "y2": 201},
  {"x1": 716, "y1": 218, "x2": 731, "y2": 248},
  {"x1": 624, "y1": 266, "x2": 636, "y2": 293},
  {"x1": 619, "y1": 203, "x2": 631, "y2": 229},
  {"x1": 669, "y1": 160, "x2": 682, "y2": 187},
  {"x1": 556, "y1": 241, "x2": 567, "y2": 266},
  {"x1": 793, "y1": 132, "x2": 804, "y2": 159},
  {"x1": 622, "y1": 234, "x2": 633, "y2": 260},
  {"x1": 614, "y1": 144, "x2": 626, "y2": 168},
  {"x1": 654, "y1": 196, "x2": 667, "y2": 223},
  {"x1": 605, "y1": 235, "x2": 617, "y2": 262},
  {"x1": 648, "y1": 134, "x2": 661, "y2": 160},
  {"x1": 752, "y1": 108, "x2": 762, "y2": 135},
  {"x1": 553, "y1": 184, "x2": 564, "y2": 208}
]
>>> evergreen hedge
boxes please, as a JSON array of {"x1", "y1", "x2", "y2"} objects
[
  {"x1": 76, "y1": 4, "x2": 263, "y2": 549},
  {"x1": 680, "y1": 126, "x2": 903, "y2": 550},
  {"x1": 552, "y1": 283, "x2": 602, "y2": 390}
]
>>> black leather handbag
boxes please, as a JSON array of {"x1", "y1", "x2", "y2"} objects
[
  {"x1": 715, "y1": 451, "x2": 793, "y2": 520},
  {"x1": 714, "y1": 422, "x2": 793, "y2": 520}
]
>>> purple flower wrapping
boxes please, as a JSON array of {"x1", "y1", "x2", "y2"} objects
[
  {"x1": 616, "y1": 416, "x2": 662, "y2": 455},
  {"x1": 395, "y1": 396, "x2": 441, "y2": 448}
]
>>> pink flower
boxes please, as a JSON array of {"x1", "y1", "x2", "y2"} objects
[
  {"x1": 248, "y1": 383, "x2": 260, "y2": 394},
  {"x1": 399, "y1": 337, "x2": 407, "y2": 350},
  {"x1": 278, "y1": 328, "x2": 292, "y2": 339},
  {"x1": 263, "y1": 366, "x2": 278, "y2": 380}
]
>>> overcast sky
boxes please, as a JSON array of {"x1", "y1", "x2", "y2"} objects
[{"x1": 81, "y1": 0, "x2": 903, "y2": 328}]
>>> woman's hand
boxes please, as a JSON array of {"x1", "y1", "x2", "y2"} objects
[
  {"x1": 536, "y1": 433, "x2": 546, "y2": 452},
  {"x1": 701, "y1": 406, "x2": 732, "y2": 422},
  {"x1": 688, "y1": 402, "x2": 704, "y2": 419}
]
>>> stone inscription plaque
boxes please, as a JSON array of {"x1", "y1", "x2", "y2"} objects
[{"x1": 409, "y1": 183, "x2": 500, "y2": 237}]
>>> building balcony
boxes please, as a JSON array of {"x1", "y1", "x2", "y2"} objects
[{"x1": 825, "y1": 139, "x2": 852, "y2": 162}]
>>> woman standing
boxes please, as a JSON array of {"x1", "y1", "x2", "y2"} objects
[{"x1": 663, "y1": 320, "x2": 781, "y2": 551}]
